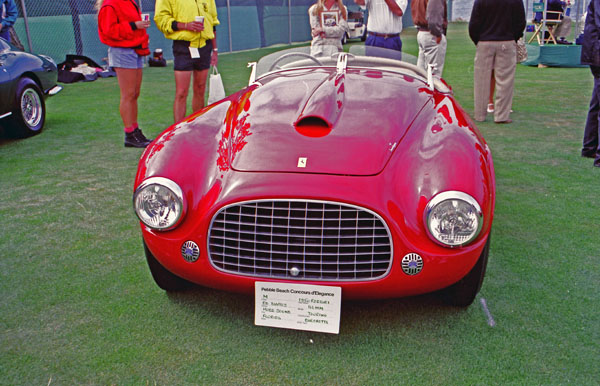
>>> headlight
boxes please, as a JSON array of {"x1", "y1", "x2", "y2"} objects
[
  {"x1": 424, "y1": 191, "x2": 483, "y2": 247},
  {"x1": 39, "y1": 54, "x2": 56, "y2": 66},
  {"x1": 133, "y1": 177, "x2": 186, "y2": 231}
]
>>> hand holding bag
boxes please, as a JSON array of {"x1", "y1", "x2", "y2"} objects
[
  {"x1": 516, "y1": 38, "x2": 528, "y2": 63},
  {"x1": 207, "y1": 66, "x2": 226, "y2": 105}
]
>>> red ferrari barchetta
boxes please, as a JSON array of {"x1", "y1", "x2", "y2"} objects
[{"x1": 133, "y1": 46, "x2": 495, "y2": 307}]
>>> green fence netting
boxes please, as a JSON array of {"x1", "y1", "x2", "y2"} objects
[{"x1": 11, "y1": 0, "x2": 414, "y2": 65}]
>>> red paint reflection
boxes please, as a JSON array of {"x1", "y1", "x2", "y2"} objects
[
  {"x1": 142, "y1": 129, "x2": 176, "y2": 172},
  {"x1": 417, "y1": 88, "x2": 472, "y2": 134},
  {"x1": 363, "y1": 69, "x2": 383, "y2": 79},
  {"x1": 217, "y1": 92, "x2": 254, "y2": 172}
]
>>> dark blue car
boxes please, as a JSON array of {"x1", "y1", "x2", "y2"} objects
[{"x1": 0, "y1": 37, "x2": 61, "y2": 137}]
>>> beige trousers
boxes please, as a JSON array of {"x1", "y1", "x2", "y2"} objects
[
  {"x1": 417, "y1": 31, "x2": 447, "y2": 77},
  {"x1": 473, "y1": 41, "x2": 517, "y2": 122}
]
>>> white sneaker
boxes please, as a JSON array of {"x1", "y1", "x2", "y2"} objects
[{"x1": 487, "y1": 103, "x2": 494, "y2": 113}]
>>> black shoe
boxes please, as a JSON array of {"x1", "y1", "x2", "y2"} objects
[
  {"x1": 124, "y1": 128, "x2": 152, "y2": 148},
  {"x1": 558, "y1": 38, "x2": 571, "y2": 45},
  {"x1": 134, "y1": 128, "x2": 153, "y2": 143},
  {"x1": 582, "y1": 150, "x2": 597, "y2": 159}
]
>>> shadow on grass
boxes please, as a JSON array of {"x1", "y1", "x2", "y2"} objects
[
  {"x1": 162, "y1": 285, "x2": 474, "y2": 339},
  {"x1": 0, "y1": 125, "x2": 20, "y2": 144}
]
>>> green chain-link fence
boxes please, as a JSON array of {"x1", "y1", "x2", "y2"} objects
[
  {"x1": 13, "y1": 0, "x2": 586, "y2": 66},
  {"x1": 8, "y1": 0, "x2": 383, "y2": 65},
  {"x1": 11, "y1": 0, "x2": 417, "y2": 65},
  {"x1": 11, "y1": 0, "x2": 322, "y2": 64}
]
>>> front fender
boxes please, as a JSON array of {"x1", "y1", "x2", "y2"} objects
[{"x1": 383, "y1": 90, "x2": 495, "y2": 252}]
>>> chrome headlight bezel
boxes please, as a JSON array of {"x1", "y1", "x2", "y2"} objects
[
  {"x1": 133, "y1": 177, "x2": 186, "y2": 231},
  {"x1": 424, "y1": 191, "x2": 483, "y2": 248},
  {"x1": 39, "y1": 54, "x2": 56, "y2": 66}
]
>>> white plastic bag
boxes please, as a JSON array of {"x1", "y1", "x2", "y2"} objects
[{"x1": 207, "y1": 66, "x2": 226, "y2": 104}]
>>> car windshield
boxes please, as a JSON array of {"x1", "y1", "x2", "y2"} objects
[{"x1": 252, "y1": 45, "x2": 450, "y2": 93}]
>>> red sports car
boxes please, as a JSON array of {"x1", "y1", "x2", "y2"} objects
[{"x1": 133, "y1": 46, "x2": 495, "y2": 307}]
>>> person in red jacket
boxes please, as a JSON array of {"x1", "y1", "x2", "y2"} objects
[{"x1": 97, "y1": 0, "x2": 152, "y2": 148}]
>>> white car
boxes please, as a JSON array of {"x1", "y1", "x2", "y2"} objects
[{"x1": 342, "y1": 10, "x2": 366, "y2": 44}]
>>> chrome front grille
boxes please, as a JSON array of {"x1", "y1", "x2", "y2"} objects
[{"x1": 208, "y1": 200, "x2": 393, "y2": 281}]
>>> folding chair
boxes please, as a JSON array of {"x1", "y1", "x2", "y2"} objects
[{"x1": 528, "y1": 1, "x2": 563, "y2": 45}]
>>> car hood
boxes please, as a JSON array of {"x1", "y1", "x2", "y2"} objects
[{"x1": 227, "y1": 67, "x2": 431, "y2": 176}]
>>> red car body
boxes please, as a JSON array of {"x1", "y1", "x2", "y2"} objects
[{"x1": 134, "y1": 47, "x2": 495, "y2": 306}]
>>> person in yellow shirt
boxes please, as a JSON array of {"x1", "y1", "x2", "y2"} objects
[{"x1": 155, "y1": 0, "x2": 220, "y2": 122}]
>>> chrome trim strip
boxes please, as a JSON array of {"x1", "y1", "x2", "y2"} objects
[
  {"x1": 0, "y1": 112, "x2": 12, "y2": 119},
  {"x1": 427, "y1": 63, "x2": 434, "y2": 90},
  {"x1": 255, "y1": 55, "x2": 451, "y2": 94},
  {"x1": 336, "y1": 53, "x2": 348, "y2": 74},
  {"x1": 247, "y1": 62, "x2": 257, "y2": 85},
  {"x1": 47, "y1": 85, "x2": 63, "y2": 96}
]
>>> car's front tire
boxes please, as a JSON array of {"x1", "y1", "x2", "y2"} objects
[
  {"x1": 440, "y1": 235, "x2": 491, "y2": 307},
  {"x1": 6, "y1": 77, "x2": 46, "y2": 138},
  {"x1": 144, "y1": 241, "x2": 193, "y2": 292}
]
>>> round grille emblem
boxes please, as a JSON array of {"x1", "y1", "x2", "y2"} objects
[
  {"x1": 290, "y1": 267, "x2": 300, "y2": 277},
  {"x1": 401, "y1": 253, "x2": 423, "y2": 275},
  {"x1": 181, "y1": 241, "x2": 200, "y2": 263}
]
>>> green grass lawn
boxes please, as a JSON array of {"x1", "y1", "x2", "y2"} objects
[{"x1": 1, "y1": 23, "x2": 598, "y2": 384}]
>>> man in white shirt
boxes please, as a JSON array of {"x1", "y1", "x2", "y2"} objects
[
  {"x1": 411, "y1": 0, "x2": 447, "y2": 77},
  {"x1": 353, "y1": 0, "x2": 408, "y2": 52}
]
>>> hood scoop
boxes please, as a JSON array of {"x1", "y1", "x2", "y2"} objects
[
  {"x1": 295, "y1": 116, "x2": 332, "y2": 138},
  {"x1": 294, "y1": 64, "x2": 346, "y2": 138},
  {"x1": 229, "y1": 55, "x2": 426, "y2": 176}
]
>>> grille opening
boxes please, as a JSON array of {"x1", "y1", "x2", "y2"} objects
[{"x1": 208, "y1": 200, "x2": 393, "y2": 281}]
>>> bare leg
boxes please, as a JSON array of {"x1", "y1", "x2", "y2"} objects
[
  {"x1": 174, "y1": 70, "x2": 192, "y2": 123},
  {"x1": 115, "y1": 67, "x2": 143, "y2": 128},
  {"x1": 191, "y1": 68, "x2": 210, "y2": 112}
]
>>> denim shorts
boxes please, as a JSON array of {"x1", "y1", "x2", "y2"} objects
[
  {"x1": 173, "y1": 40, "x2": 213, "y2": 71},
  {"x1": 108, "y1": 47, "x2": 144, "y2": 69}
]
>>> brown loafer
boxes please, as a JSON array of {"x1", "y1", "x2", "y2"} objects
[{"x1": 495, "y1": 119, "x2": 512, "y2": 124}]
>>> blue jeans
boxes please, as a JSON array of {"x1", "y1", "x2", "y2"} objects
[{"x1": 582, "y1": 68, "x2": 600, "y2": 166}]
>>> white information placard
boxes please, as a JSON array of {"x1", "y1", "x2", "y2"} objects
[{"x1": 255, "y1": 282, "x2": 342, "y2": 334}]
